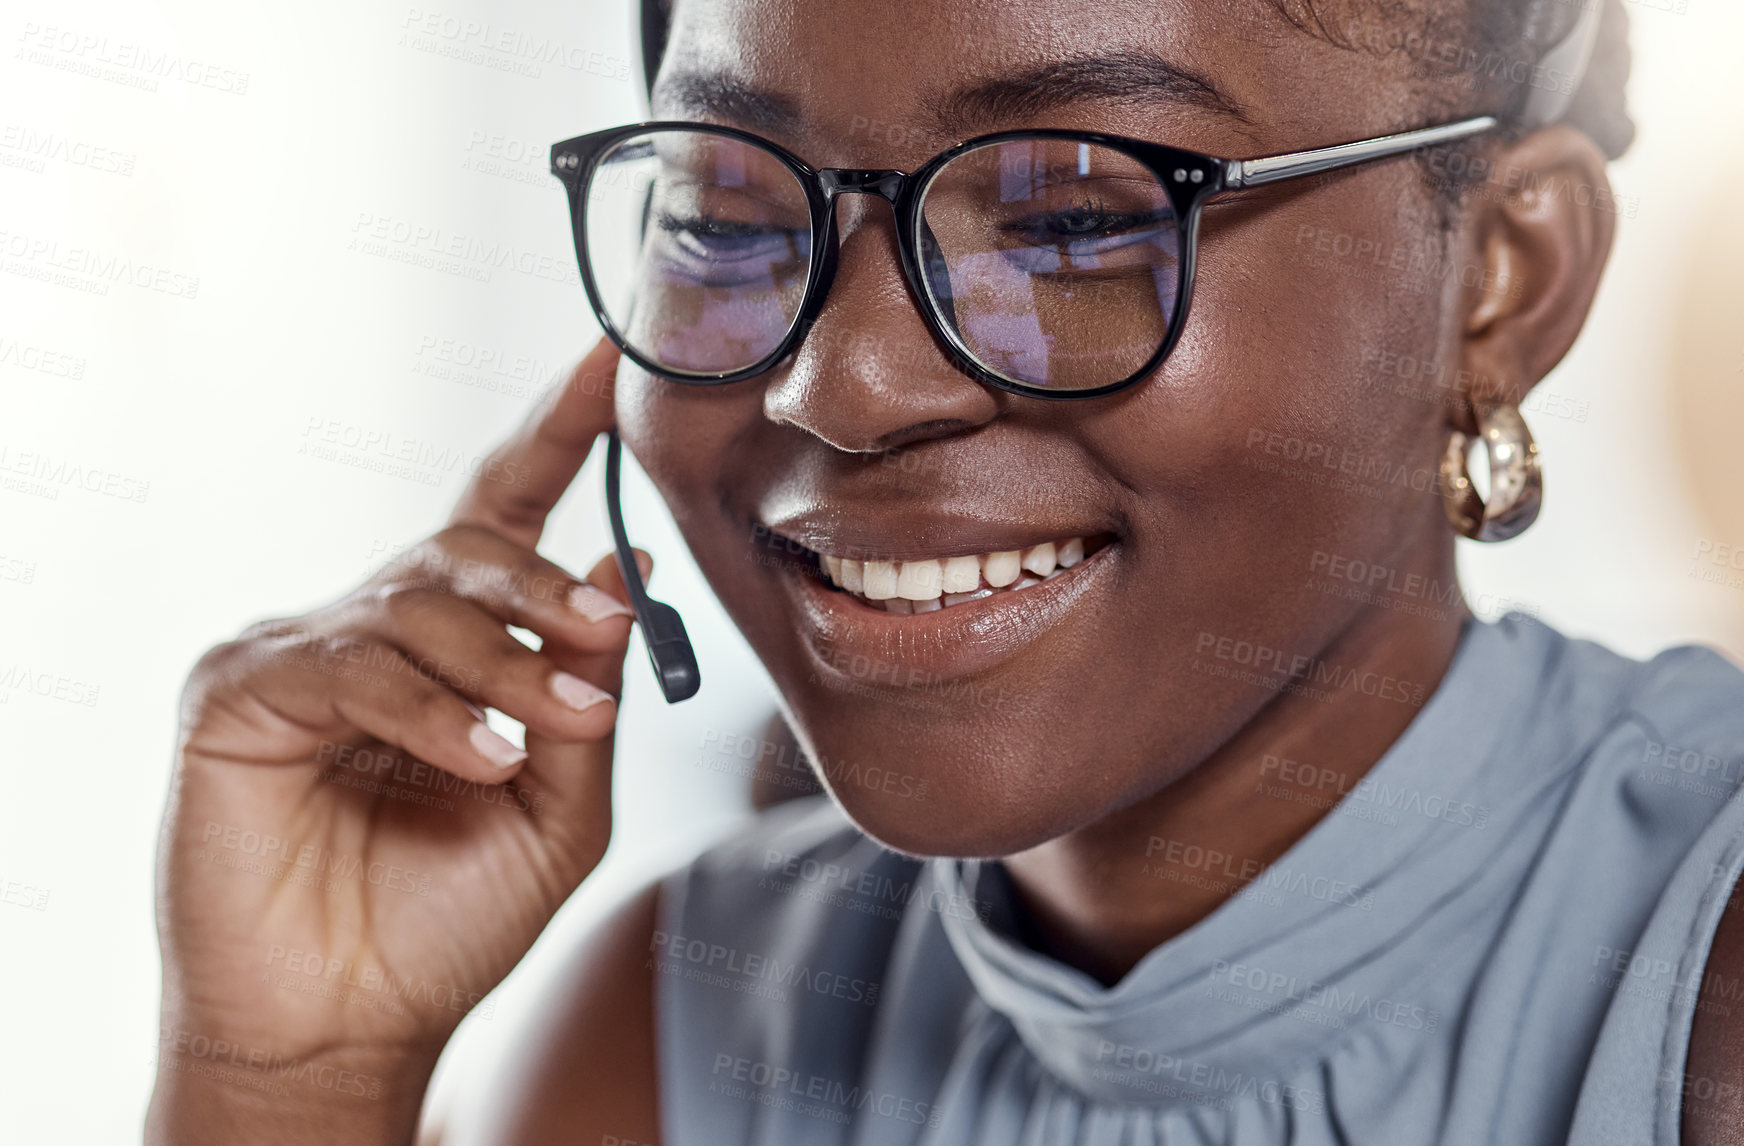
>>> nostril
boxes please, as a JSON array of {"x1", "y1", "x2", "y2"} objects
[{"x1": 873, "y1": 419, "x2": 979, "y2": 452}]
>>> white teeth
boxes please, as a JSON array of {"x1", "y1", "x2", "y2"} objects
[
  {"x1": 862, "y1": 560, "x2": 898, "y2": 599},
  {"x1": 941, "y1": 555, "x2": 981, "y2": 594},
  {"x1": 814, "y1": 535, "x2": 1096, "y2": 613},
  {"x1": 897, "y1": 560, "x2": 944, "y2": 601},
  {"x1": 1020, "y1": 542, "x2": 1057, "y2": 577},
  {"x1": 983, "y1": 550, "x2": 1022, "y2": 587}
]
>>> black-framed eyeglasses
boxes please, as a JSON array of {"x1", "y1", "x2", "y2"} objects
[{"x1": 548, "y1": 115, "x2": 1496, "y2": 400}]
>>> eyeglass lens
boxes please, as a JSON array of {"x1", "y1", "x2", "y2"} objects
[{"x1": 581, "y1": 129, "x2": 1183, "y2": 391}]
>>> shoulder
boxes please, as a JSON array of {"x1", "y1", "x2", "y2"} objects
[
  {"x1": 425, "y1": 879, "x2": 665, "y2": 1146},
  {"x1": 671, "y1": 791, "x2": 901, "y2": 908},
  {"x1": 421, "y1": 795, "x2": 883, "y2": 1146},
  {"x1": 1685, "y1": 883, "x2": 1744, "y2": 1145},
  {"x1": 1494, "y1": 615, "x2": 1744, "y2": 792},
  {"x1": 1543, "y1": 625, "x2": 1744, "y2": 1145}
]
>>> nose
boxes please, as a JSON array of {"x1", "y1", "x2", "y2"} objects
[{"x1": 762, "y1": 186, "x2": 999, "y2": 454}]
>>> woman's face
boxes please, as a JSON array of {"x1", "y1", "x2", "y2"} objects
[{"x1": 618, "y1": 0, "x2": 1473, "y2": 856}]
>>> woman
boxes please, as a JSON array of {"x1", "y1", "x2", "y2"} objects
[{"x1": 147, "y1": 0, "x2": 1744, "y2": 1142}]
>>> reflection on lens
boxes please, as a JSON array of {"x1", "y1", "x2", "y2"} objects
[
  {"x1": 918, "y1": 139, "x2": 1181, "y2": 390},
  {"x1": 583, "y1": 130, "x2": 812, "y2": 376}
]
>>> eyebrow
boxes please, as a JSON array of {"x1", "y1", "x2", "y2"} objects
[
  {"x1": 927, "y1": 50, "x2": 1254, "y2": 134},
  {"x1": 654, "y1": 49, "x2": 1252, "y2": 147},
  {"x1": 652, "y1": 72, "x2": 805, "y2": 137}
]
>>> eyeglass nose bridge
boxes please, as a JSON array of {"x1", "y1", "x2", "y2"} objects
[{"x1": 816, "y1": 168, "x2": 907, "y2": 204}]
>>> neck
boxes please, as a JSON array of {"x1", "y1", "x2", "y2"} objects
[{"x1": 999, "y1": 589, "x2": 1470, "y2": 987}]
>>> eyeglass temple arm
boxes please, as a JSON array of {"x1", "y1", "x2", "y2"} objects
[{"x1": 1222, "y1": 115, "x2": 1499, "y2": 191}]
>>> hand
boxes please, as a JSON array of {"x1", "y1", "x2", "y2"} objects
[{"x1": 150, "y1": 339, "x2": 636, "y2": 1139}]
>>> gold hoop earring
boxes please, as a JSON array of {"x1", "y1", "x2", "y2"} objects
[{"x1": 1441, "y1": 404, "x2": 1543, "y2": 542}]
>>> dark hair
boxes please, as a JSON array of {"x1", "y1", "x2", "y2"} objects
[
  {"x1": 635, "y1": 0, "x2": 1633, "y2": 157},
  {"x1": 1547, "y1": 0, "x2": 1636, "y2": 159},
  {"x1": 1267, "y1": 0, "x2": 1633, "y2": 158}
]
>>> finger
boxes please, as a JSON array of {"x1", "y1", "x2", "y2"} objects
[
  {"x1": 513, "y1": 549, "x2": 649, "y2": 846},
  {"x1": 448, "y1": 336, "x2": 621, "y2": 548},
  {"x1": 242, "y1": 632, "x2": 534, "y2": 783},
  {"x1": 360, "y1": 588, "x2": 625, "y2": 743},
  {"x1": 386, "y1": 526, "x2": 636, "y2": 655},
  {"x1": 538, "y1": 549, "x2": 650, "y2": 698}
]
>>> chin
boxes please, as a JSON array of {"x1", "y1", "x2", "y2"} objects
[{"x1": 777, "y1": 696, "x2": 1122, "y2": 859}]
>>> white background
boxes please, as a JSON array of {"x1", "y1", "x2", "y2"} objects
[{"x1": 3, "y1": 0, "x2": 1744, "y2": 1141}]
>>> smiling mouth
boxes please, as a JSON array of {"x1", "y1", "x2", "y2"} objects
[{"x1": 784, "y1": 534, "x2": 1114, "y2": 613}]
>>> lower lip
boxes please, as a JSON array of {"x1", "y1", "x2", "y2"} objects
[{"x1": 782, "y1": 546, "x2": 1119, "y2": 685}]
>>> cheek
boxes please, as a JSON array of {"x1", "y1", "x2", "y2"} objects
[
  {"x1": 611, "y1": 357, "x2": 726, "y2": 504},
  {"x1": 611, "y1": 357, "x2": 660, "y2": 454},
  {"x1": 1151, "y1": 211, "x2": 1437, "y2": 493}
]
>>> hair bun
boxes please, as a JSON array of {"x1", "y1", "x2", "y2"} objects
[{"x1": 1562, "y1": 0, "x2": 1636, "y2": 159}]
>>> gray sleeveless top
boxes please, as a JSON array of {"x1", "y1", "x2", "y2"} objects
[{"x1": 655, "y1": 616, "x2": 1744, "y2": 1144}]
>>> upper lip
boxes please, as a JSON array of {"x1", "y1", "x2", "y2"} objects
[
  {"x1": 745, "y1": 437, "x2": 1118, "y2": 562},
  {"x1": 757, "y1": 507, "x2": 1111, "y2": 564}
]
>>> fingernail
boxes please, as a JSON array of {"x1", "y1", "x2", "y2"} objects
[
  {"x1": 551, "y1": 671, "x2": 614, "y2": 713},
  {"x1": 568, "y1": 583, "x2": 635, "y2": 622},
  {"x1": 469, "y1": 722, "x2": 527, "y2": 769}
]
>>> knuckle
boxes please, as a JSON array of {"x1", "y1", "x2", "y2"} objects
[
  {"x1": 377, "y1": 582, "x2": 450, "y2": 628},
  {"x1": 236, "y1": 614, "x2": 312, "y2": 643},
  {"x1": 437, "y1": 521, "x2": 501, "y2": 551},
  {"x1": 183, "y1": 637, "x2": 249, "y2": 701},
  {"x1": 398, "y1": 680, "x2": 457, "y2": 730}
]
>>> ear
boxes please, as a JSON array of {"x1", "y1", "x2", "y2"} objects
[{"x1": 1454, "y1": 125, "x2": 1618, "y2": 429}]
